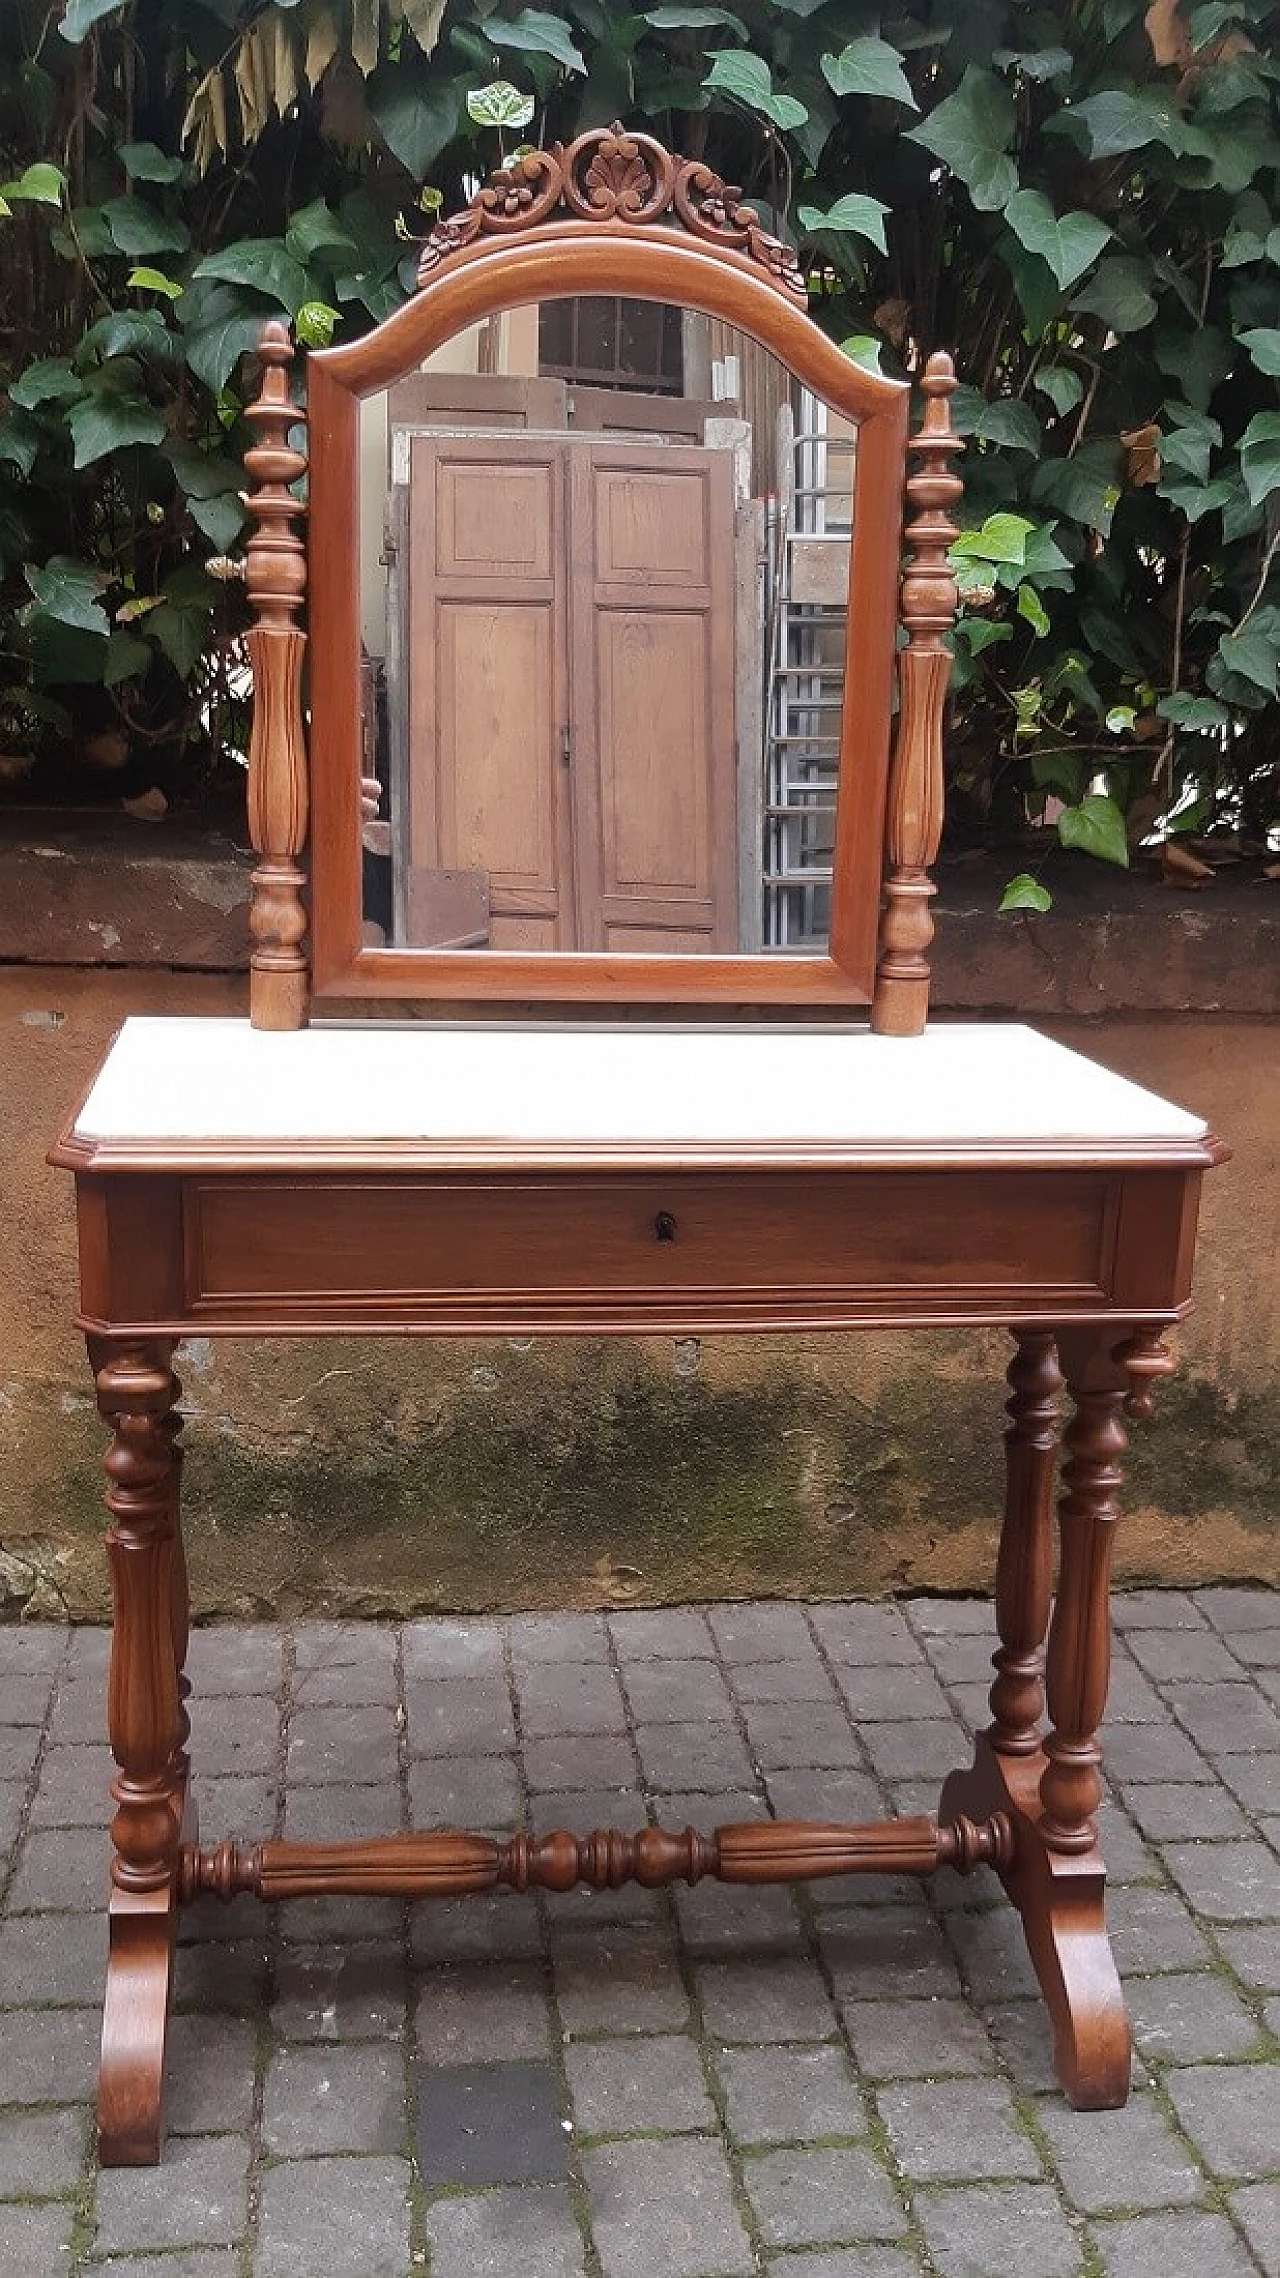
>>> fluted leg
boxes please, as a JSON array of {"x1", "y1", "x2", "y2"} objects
[
  {"x1": 988, "y1": 1331, "x2": 1062, "y2": 1757},
  {"x1": 95, "y1": 1340, "x2": 185, "y2": 2166}
]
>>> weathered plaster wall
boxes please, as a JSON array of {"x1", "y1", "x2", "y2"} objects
[{"x1": 1, "y1": 956, "x2": 1274, "y2": 1621}]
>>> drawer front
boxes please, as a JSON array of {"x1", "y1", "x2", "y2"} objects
[{"x1": 182, "y1": 1170, "x2": 1116, "y2": 1326}]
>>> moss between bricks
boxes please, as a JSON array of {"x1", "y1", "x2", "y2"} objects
[{"x1": 5, "y1": 1336, "x2": 1275, "y2": 1620}]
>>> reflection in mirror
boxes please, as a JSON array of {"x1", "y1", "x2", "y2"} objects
[{"x1": 357, "y1": 297, "x2": 857, "y2": 957}]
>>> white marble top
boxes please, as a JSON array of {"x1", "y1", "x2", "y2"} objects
[{"x1": 72, "y1": 1018, "x2": 1207, "y2": 1154}]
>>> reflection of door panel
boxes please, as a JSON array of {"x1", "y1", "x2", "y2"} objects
[
  {"x1": 389, "y1": 373, "x2": 568, "y2": 431},
  {"x1": 405, "y1": 434, "x2": 736, "y2": 951}
]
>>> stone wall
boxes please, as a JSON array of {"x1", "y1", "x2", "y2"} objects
[{"x1": 0, "y1": 822, "x2": 1275, "y2": 1619}]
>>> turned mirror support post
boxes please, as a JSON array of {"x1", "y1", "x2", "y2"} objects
[
  {"x1": 245, "y1": 321, "x2": 310, "y2": 1031},
  {"x1": 871, "y1": 352, "x2": 963, "y2": 1038}
]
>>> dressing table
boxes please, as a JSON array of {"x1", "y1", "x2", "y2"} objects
[{"x1": 50, "y1": 124, "x2": 1224, "y2": 2166}]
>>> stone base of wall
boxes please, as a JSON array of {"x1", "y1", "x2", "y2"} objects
[{"x1": 2, "y1": 950, "x2": 1275, "y2": 1619}]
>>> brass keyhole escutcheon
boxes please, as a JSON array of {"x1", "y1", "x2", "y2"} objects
[{"x1": 654, "y1": 1211, "x2": 678, "y2": 1243}]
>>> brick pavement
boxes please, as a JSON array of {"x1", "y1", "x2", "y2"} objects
[{"x1": 0, "y1": 1588, "x2": 1277, "y2": 2277}]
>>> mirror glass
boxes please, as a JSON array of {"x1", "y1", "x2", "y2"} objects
[{"x1": 356, "y1": 296, "x2": 857, "y2": 957}]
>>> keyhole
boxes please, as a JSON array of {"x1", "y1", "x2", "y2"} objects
[{"x1": 654, "y1": 1211, "x2": 678, "y2": 1243}]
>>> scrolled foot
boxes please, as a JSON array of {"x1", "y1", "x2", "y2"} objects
[{"x1": 98, "y1": 1888, "x2": 180, "y2": 2166}]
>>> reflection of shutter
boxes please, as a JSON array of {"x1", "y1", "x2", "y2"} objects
[
  {"x1": 388, "y1": 373, "x2": 568, "y2": 432},
  {"x1": 403, "y1": 429, "x2": 738, "y2": 953}
]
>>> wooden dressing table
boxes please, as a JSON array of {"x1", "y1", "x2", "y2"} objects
[{"x1": 50, "y1": 124, "x2": 1224, "y2": 2166}]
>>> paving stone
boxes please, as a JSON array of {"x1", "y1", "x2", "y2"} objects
[
  {"x1": 402, "y1": 1617, "x2": 504, "y2": 1678},
  {"x1": 0, "y1": 1908, "x2": 105, "y2": 2005},
  {"x1": 0, "y1": 2105, "x2": 86, "y2": 2198},
  {"x1": 0, "y1": 2203, "x2": 75, "y2": 2270},
  {"x1": 285, "y1": 1703, "x2": 397, "y2": 1785},
  {"x1": 915, "y1": 2183, "x2": 1083, "y2": 2278},
  {"x1": 1231, "y1": 1628, "x2": 1280, "y2": 1669},
  {"x1": 406, "y1": 1677, "x2": 516, "y2": 1755},
  {"x1": 739, "y1": 1703, "x2": 861, "y2": 1770},
  {"x1": 1126, "y1": 1970, "x2": 1264, "y2": 2063},
  {"x1": 622, "y1": 1658, "x2": 733, "y2": 1722},
  {"x1": 417, "y1": 2060, "x2": 567, "y2": 2186},
  {"x1": 675, "y1": 1880, "x2": 806, "y2": 1958},
  {"x1": 1093, "y1": 2209, "x2": 1256, "y2": 2278},
  {"x1": 1195, "y1": 1587, "x2": 1279, "y2": 1633},
  {"x1": 1166, "y1": 2060, "x2": 1280, "y2": 2176},
  {"x1": 608, "y1": 1608, "x2": 715, "y2": 1660},
  {"x1": 424, "y1": 2182, "x2": 585, "y2": 2278},
  {"x1": 194, "y1": 1774, "x2": 276, "y2": 1841},
  {"x1": 1037, "y1": 2090, "x2": 1202, "y2": 2211},
  {"x1": 984, "y1": 2000, "x2": 1059, "y2": 2093},
  {"x1": 0, "y1": 1627, "x2": 67, "y2": 1677},
  {"x1": 93, "y1": 2134, "x2": 248, "y2": 2254},
  {"x1": 415, "y1": 1959, "x2": 554, "y2": 2062},
  {"x1": 185, "y1": 1625, "x2": 282, "y2": 1696},
  {"x1": 808, "y1": 1602, "x2": 922, "y2": 1665},
  {"x1": 408, "y1": 1753, "x2": 523, "y2": 1828},
  {"x1": 171, "y1": 1935, "x2": 271, "y2": 2015},
  {"x1": 522, "y1": 1733, "x2": 636, "y2": 1793},
  {"x1": 834, "y1": 1664, "x2": 955, "y2": 1721},
  {"x1": 821, "y1": 1905, "x2": 964, "y2": 2001},
  {"x1": 769, "y1": 2255, "x2": 921, "y2": 2278},
  {"x1": 714, "y1": 2042, "x2": 867, "y2": 2144},
  {"x1": 878, "y1": 2075, "x2": 1041, "y2": 2181},
  {"x1": 1122, "y1": 1782, "x2": 1252, "y2": 1841},
  {"x1": 708, "y1": 1602, "x2": 819, "y2": 1662},
  {"x1": 411, "y1": 1892, "x2": 546, "y2": 1964},
  {"x1": 254, "y1": 2154, "x2": 411, "y2": 2278},
  {"x1": 272, "y1": 1943, "x2": 406, "y2": 2040},
  {"x1": 165, "y1": 2015, "x2": 256, "y2": 2135},
  {"x1": 0, "y1": 1786, "x2": 22, "y2": 1862},
  {"x1": 633, "y1": 1719, "x2": 755, "y2": 1791},
  {"x1": 282, "y1": 1780, "x2": 400, "y2": 1842},
  {"x1": 859, "y1": 1721, "x2": 968, "y2": 1780},
  {"x1": 515, "y1": 1663, "x2": 628, "y2": 1739},
  {"x1": 185, "y1": 1696, "x2": 278, "y2": 1777},
  {"x1": 263, "y1": 2039, "x2": 406, "y2": 2155},
  {"x1": 1102, "y1": 1723, "x2": 1213, "y2": 1783},
  {"x1": 1168, "y1": 1684, "x2": 1280, "y2": 1757},
  {"x1": 566, "y1": 2034, "x2": 715, "y2": 2135},
  {"x1": 0, "y1": 1677, "x2": 55, "y2": 1732},
  {"x1": 0, "y1": 1722, "x2": 41, "y2": 1777},
  {"x1": 290, "y1": 1653, "x2": 398, "y2": 1707},
  {"x1": 551, "y1": 1921, "x2": 690, "y2": 2035},
  {"x1": 508, "y1": 1612, "x2": 609, "y2": 1665},
  {"x1": 529, "y1": 1787, "x2": 644, "y2": 1840},
  {"x1": 695, "y1": 1955, "x2": 838, "y2": 2043},
  {"x1": 1215, "y1": 1922, "x2": 1280, "y2": 1992},
  {"x1": 8, "y1": 1822, "x2": 107, "y2": 1910},
  {"x1": 1230, "y1": 2182, "x2": 1280, "y2": 2274},
  {"x1": 45, "y1": 1675, "x2": 106, "y2": 1743},
  {"x1": 921, "y1": 1633, "x2": 1000, "y2": 1684},
  {"x1": 762, "y1": 1767, "x2": 882, "y2": 1823},
  {"x1": 584, "y1": 2136, "x2": 755, "y2": 2277},
  {"x1": 64, "y1": 1629, "x2": 109, "y2": 1677},
  {"x1": 1114, "y1": 1592, "x2": 1209, "y2": 1631},
  {"x1": 28, "y1": 1742, "x2": 111, "y2": 1827},
  {"x1": 92, "y1": 2257, "x2": 241, "y2": 2278},
  {"x1": 292, "y1": 1620, "x2": 397, "y2": 1671},
  {"x1": 1105, "y1": 1659, "x2": 1169, "y2": 1722},
  {"x1": 1093, "y1": 1799, "x2": 1157, "y2": 1883},
  {"x1": 908, "y1": 1598, "x2": 994, "y2": 1636},
  {"x1": 1217, "y1": 1754, "x2": 1280, "y2": 1813},
  {"x1": 1127, "y1": 1628, "x2": 1247, "y2": 1682},
  {"x1": 1162, "y1": 1837, "x2": 1280, "y2": 1921},
  {"x1": 841, "y1": 1995, "x2": 995, "y2": 2079},
  {"x1": 744, "y1": 2144, "x2": 905, "y2": 2245},
  {"x1": 730, "y1": 1657, "x2": 840, "y2": 1704},
  {"x1": 1107, "y1": 1882, "x2": 1213, "y2": 1973}
]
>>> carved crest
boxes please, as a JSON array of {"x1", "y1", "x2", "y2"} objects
[{"x1": 416, "y1": 121, "x2": 807, "y2": 302}]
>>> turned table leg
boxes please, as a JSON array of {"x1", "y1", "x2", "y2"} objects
[
  {"x1": 95, "y1": 1341, "x2": 186, "y2": 2167},
  {"x1": 988, "y1": 1330, "x2": 1062, "y2": 1757}
]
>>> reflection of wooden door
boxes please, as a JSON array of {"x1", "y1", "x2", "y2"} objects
[{"x1": 405, "y1": 436, "x2": 737, "y2": 952}]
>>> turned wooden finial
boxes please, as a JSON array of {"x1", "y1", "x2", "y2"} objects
[
  {"x1": 1119, "y1": 1327, "x2": 1176, "y2": 1419},
  {"x1": 871, "y1": 349, "x2": 964, "y2": 1037},
  {"x1": 244, "y1": 319, "x2": 309, "y2": 1030}
]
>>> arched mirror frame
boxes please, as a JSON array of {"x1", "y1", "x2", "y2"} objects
[{"x1": 244, "y1": 128, "x2": 962, "y2": 1026}]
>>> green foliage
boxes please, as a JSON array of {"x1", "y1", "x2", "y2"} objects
[{"x1": 0, "y1": 0, "x2": 1275, "y2": 854}]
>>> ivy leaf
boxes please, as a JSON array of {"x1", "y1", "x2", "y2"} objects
[
  {"x1": 907, "y1": 68, "x2": 1017, "y2": 212},
  {"x1": 705, "y1": 50, "x2": 808, "y2": 129},
  {"x1": 149, "y1": 565, "x2": 218, "y2": 679},
  {"x1": 973, "y1": 398, "x2": 1041, "y2": 453},
  {"x1": 1207, "y1": 625, "x2": 1278, "y2": 703},
  {"x1": 1156, "y1": 692, "x2": 1230, "y2": 732},
  {"x1": 1017, "y1": 583, "x2": 1051, "y2": 635},
  {"x1": 465, "y1": 81, "x2": 537, "y2": 128},
  {"x1": 1033, "y1": 365, "x2": 1084, "y2": 417},
  {"x1": 796, "y1": 192, "x2": 890, "y2": 253},
  {"x1": 103, "y1": 629, "x2": 151, "y2": 686},
  {"x1": 192, "y1": 240, "x2": 310, "y2": 315},
  {"x1": 295, "y1": 300, "x2": 340, "y2": 346},
  {"x1": 487, "y1": 11, "x2": 587, "y2": 73},
  {"x1": 79, "y1": 307, "x2": 180, "y2": 363},
  {"x1": 820, "y1": 35, "x2": 918, "y2": 108},
  {"x1": 367, "y1": 67, "x2": 461, "y2": 176},
  {"x1": 188, "y1": 492, "x2": 246, "y2": 551},
  {"x1": 647, "y1": 5, "x2": 748, "y2": 30},
  {"x1": 285, "y1": 198, "x2": 359, "y2": 266},
  {"x1": 9, "y1": 357, "x2": 83, "y2": 409},
  {"x1": 1004, "y1": 190, "x2": 1111, "y2": 291},
  {"x1": 1160, "y1": 406, "x2": 1222, "y2": 484},
  {"x1": 101, "y1": 198, "x2": 190, "y2": 259},
  {"x1": 68, "y1": 390, "x2": 166, "y2": 467},
  {"x1": 179, "y1": 286, "x2": 272, "y2": 394},
  {"x1": 118, "y1": 141, "x2": 184, "y2": 184},
  {"x1": 994, "y1": 45, "x2": 1072, "y2": 81},
  {"x1": 0, "y1": 417, "x2": 38, "y2": 477},
  {"x1": 839, "y1": 333, "x2": 884, "y2": 373},
  {"x1": 1058, "y1": 793, "x2": 1129, "y2": 867},
  {"x1": 1032, "y1": 441, "x2": 1123, "y2": 535},
  {"x1": 951, "y1": 511, "x2": 1034, "y2": 565},
  {"x1": 0, "y1": 161, "x2": 66, "y2": 205},
  {"x1": 957, "y1": 618, "x2": 1013, "y2": 657},
  {"x1": 1053, "y1": 86, "x2": 1184, "y2": 158},
  {"x1": 1158, "y1": 471, "x2": 1238, "y2": 522},
  {"x1": 22, "y1": 555, "x2": 110, "y2": 637},
  {"x1": 1238, "y1": 327, "x2": 1280, "y2": 377},
  {"x1": 127, "y1": 266, "x2": 184, "y2": 299},
  {"x1": 999, "y1": 872, "x2": 1053, "y2": 913},
  {"x1": 1071, "y1": 256, "x2": 1157, "y2": 333},
  {"x1": 1240, "y1": 411, "x2": 1280, "y2": 505}
]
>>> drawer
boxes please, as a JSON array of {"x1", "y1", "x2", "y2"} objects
[{"x1": 182, "y1": 1170, "x2": 1117, "y2": 1325}]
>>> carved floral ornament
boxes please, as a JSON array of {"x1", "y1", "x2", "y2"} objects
[{"x1": 416, "y1": 121, "x2": 808, "y2": 302}]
